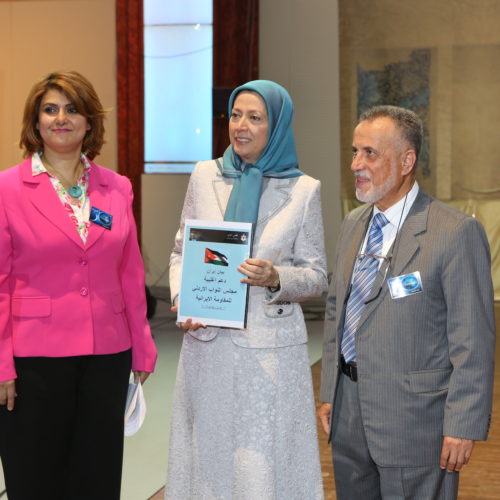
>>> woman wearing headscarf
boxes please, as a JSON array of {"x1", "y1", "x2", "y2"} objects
[{"x1": 166, "y1": 80, "x2": 327, "y2": 499}]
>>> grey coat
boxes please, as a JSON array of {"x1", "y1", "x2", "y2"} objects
[
  {"x1": 165, "y1": 159, "x2": 327, "y2": 499},
  {"x1": 169, "y1": 159, "x2": 328, "y2": 347},
  {"x1": 320, "y1": 189, "x2": 496, "y2": 467}
]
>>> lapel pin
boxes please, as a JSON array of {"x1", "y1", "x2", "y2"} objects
[{"x1": 90, "y1": 206, "x2": 113, "y2": 230}]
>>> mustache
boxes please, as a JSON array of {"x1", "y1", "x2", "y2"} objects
[{"x1": 354, "y1": 171, "x2": 371, "y2": 179}]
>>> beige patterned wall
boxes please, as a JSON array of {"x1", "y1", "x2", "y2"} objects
[
  {"x1": 339, "y1": 0, "x2": 500, "y2": 298},
  {"x1": 452, "y1": 45, "x2": 500, "y2": 199},
  {"x1": 339, "y1": 0, "x2": 500, "y2": 201}
]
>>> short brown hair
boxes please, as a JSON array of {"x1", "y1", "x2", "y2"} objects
[{"x1": 20, "y1": 71, "x2": 106, "y2": 160}]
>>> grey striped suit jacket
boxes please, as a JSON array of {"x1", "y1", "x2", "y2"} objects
[{"x1": 320, "y1": 189, "x2": 495, "y2": 467}]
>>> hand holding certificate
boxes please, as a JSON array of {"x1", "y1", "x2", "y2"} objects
[{"x1": 177, "y1": 219, "x2": 253, "y2": 329}]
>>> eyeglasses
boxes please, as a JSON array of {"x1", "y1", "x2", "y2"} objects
[
  {"x1": 357, "y1": 253, "x2": 390, "y2": 262},
  {"x1": 355, "y1": 253, "x2": 390, "y2": 271},
  {"x1": 354, "y1": 253, "x2": 393, "y2": 304}
]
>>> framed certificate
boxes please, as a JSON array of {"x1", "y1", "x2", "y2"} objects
[{"x1": 177, "y1": 219, "x2": 253, "y2": 328}]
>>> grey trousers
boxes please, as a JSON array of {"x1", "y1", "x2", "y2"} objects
[{"x1": 330, "y1": 373, "x2": 459, "y2": 500}]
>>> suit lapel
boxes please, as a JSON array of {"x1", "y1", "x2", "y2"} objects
[
  {"x1": 390, "y1": 191, "x2": 430, "y2": 277},
  {"x1": 212, "y1": 176, "x2": 234, "y2": 218},
  {"x1": 22, "y1": 159, "x2": 84, "y2": 249},
  {"x1": 211, "y1": 175, "x2": 293, "y2": 223},
  {"x1": 356, "y1": 190, "x2": 431, "y2": 330},
  {"x1": 85, "y1": 163, "x2": 111, "y2": 250},
  {"x1": 257, "y1": 178, "x2": 292, "y2": 225},
  {"x1": 342, "y1": 206, "x2": 372, "y2": 289}
]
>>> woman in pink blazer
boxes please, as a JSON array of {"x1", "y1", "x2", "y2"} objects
[{"x1": 0, "y1": 71, "x2": 157, "y2": 500}]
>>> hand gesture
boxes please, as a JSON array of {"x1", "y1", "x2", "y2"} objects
[{"x1": 238, "y1": 258, "x2": 279, "y2": 288}]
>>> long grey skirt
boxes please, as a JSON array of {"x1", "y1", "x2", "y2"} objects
[{"x1": 165, "y1": 331, "x2": 324, "y2": 500}]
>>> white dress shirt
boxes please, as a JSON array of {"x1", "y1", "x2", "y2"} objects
[{"x1": 360, "y1": 181, "x2": 420, "y2": 269}]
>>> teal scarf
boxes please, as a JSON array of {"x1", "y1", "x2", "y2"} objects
[{"x1": 221, "y1": 80, "x2": 303, "y2": 224}]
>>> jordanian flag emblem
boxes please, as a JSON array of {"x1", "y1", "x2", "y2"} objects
[{"x1": 204, "y1": 248, "x2": 229, "y2": 266}]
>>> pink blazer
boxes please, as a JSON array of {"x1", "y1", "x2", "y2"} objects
[{"x1": 0, "y1": 158, "x2": 157, "y2": 382}]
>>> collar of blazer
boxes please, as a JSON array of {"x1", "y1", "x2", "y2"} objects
[
  {"x1": 21, "y1": 157, "x2": 111, "y2": 250},
  {"x1": 341, "y1": 189, "x2": 431, "y2": 333},
  {"x1": 211, "y1": 170, "x2": 293, "y2": 225}
]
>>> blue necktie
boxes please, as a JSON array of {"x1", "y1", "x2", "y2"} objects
[{"x1": 341, "y1": 212, "x2": 389, "y2": 363}]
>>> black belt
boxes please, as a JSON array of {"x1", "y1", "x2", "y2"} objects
[{"x1": 340, "y1": 355, "x2": 358, "y2": 382}]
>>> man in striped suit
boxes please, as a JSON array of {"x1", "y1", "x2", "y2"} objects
[{"x1": 318, "y1": 105, "x2": 495, "y2": 499}]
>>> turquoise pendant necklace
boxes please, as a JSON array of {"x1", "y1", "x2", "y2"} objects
[
  {"x1": 68, "y1": 185, "x2": 83, "y2": 198},
  {"x1": 42, "y1": 153, "x2": 83, "y2": 198}
]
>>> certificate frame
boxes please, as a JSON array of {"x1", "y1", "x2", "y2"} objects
[{"x1": 177, "y1": 219, "x2": 253, "y2": 328}]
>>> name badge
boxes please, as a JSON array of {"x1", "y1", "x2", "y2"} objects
[
  {"x1": 387, "y1": 271, "x2": 423, "y2": 299},
  {"x1": 90, "y1": 206, "x2": 113, "y2": 230}
]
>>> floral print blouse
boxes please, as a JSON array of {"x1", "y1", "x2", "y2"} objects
[{"x1": 32, "y1": 152, "x2": 91, "y2": 244}]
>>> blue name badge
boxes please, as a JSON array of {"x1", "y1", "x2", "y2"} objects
[
  {"x1": 387, "y1": 271, "x2": 423, "y2": 299},
  {"x1": 90, "y1": 206, "x2": 112, "y2": 230}
]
